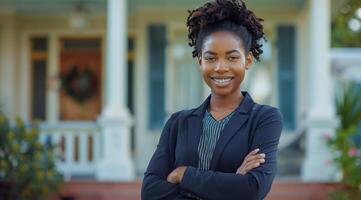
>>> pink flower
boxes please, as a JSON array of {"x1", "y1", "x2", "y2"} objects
[
  {"x1": 322, "y1": 133, "x2": 332, "y2": 141},
  {"x1": 348, "y1": 147, "x2": 358, "y2": 157},
  {"x1": 325, "y1": 159, "x2": 333, "y2": 165}
]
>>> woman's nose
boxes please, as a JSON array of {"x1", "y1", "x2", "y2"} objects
[{"x1": 214, "y1": 60, "x2": 229, "y2": 72}]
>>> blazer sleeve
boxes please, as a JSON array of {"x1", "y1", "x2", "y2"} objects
[
  {"x1": 141, "y1": 113, "x2": 184, "y2": 200},
  {"x1": 179, "y1": 107, "x2": 283, "y2": 200}
]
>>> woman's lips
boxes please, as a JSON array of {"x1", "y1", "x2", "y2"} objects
[{"x1": 211, "y1": 77, "x2": 234, "y2": 87}]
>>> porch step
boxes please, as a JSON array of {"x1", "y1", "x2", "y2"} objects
[
  {"x1": 265, "y1": 181, "x2": 339, "y2": 200},
  {"x1": 48, "y1": 181, "x2": 141, "y2": 200},
  {"x1": 48, "y1": 180, "x2": 340, "y2": 200}
]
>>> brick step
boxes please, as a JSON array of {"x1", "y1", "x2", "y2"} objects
[
  {"x1": 47, "y1": 181, "x2": 341, "y2": 200},
  {"x1": 266, "y1": 181, "x2": 340, "y2": 200},
  {"x1": 48, "y1": 181, "x2": 141, "y2": 200}
]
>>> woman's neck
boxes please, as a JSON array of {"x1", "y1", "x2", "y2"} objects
[{"x1": 209, "y1": 91, "x2": 243, "y2": 112}]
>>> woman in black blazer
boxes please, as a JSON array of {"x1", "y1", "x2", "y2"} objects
[{"x1": 142, "y1": 0, "x2": 283, "y2": 199}]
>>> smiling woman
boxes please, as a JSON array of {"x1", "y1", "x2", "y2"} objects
[{"x1": 141, "y1": 0, "x2": 283, "y2": 200}]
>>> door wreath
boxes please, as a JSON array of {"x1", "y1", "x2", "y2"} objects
[{"x1": 60, "y1": 65, "x2": 97, "y2": 103}]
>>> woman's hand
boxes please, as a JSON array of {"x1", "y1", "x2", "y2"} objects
[
  {"x1": 166, "y1": 149, "x2": 264, "y2": 183},
  {"x1": 167, "y1": 166, "x2": 187, "y2": 184},
  {"x1": 236, "y1": 148, "x2": 265, "y2": 175}
]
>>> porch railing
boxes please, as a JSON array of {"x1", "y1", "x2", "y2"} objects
[{"x1": 39, "y1": 122, "x2": 101, "y2": 180}]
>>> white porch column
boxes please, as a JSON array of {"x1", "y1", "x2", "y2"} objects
[
  {"x1": 302, "y1": 0, "x2": 339, "y2": 181},
  {"x1": 96, "y1": 0, "x2": 134, "y2": 181}
]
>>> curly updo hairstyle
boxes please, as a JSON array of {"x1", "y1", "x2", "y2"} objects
[{"x1": 186, "y1": 0, "x2": 265, "y2": 61}]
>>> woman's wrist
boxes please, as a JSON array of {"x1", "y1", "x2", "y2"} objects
[{"x1": 167, "y1": 166, "x2": 187, "y2": 183}]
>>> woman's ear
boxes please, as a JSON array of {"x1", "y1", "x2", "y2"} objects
[
  {"x1": 197, "y1": 56, "x2": 202, "y2": 65},
  {"x1": 245, "y1": 52, "x2": 254, "y2": 70}
]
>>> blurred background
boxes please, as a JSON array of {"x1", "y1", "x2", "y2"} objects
[{"x1": 0, "y1": 0, "x2": 361, "y2": 199}]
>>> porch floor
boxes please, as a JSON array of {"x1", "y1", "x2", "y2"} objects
[{"x1": 48, "y1": 180, "x2": 340, "y2": 200}]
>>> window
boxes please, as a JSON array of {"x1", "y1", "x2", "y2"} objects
[
  {"x1": 277, "y1": 26, "x2": 296, "y2": 130},
  {"x1": 31, "y1": 37, "x2": 48, "y2": 121},
  {"x1": 148, "y1": 25, "x2": 166, "y2": 129}
]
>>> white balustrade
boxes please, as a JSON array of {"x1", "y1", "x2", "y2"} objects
[{"x1": 39, "y1": 122, "x2": 100, "y2": 180}]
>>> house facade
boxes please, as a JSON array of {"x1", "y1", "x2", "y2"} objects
[{"x1": 0, "y1": 0, "x2": 339, "y2": 181}]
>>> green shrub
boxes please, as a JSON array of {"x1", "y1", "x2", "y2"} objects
[
  {"x1": 327, "y1": 83, "x2": 361, "y2": 200},
  {"x1": 0, "y1": 113, "x2": 62, "y2": 200}
]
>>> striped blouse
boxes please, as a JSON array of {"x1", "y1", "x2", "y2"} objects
[{"x1": 197, "y1": 109, "x2": 235, "y2": 170}]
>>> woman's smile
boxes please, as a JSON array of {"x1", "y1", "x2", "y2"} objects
[{"x1": 210, "y1": 76, "x2": 235, "y2": 87}]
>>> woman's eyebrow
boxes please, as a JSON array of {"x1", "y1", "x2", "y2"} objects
[
  {"x1": 204, "y1": 50, "x2": 241, "y2": 55},
  {"x1": 226, "y1": 50, "x2": 241, "y2": 54},
  {"x1": 203, "y1": 51, "x2": 217, "y2": 55}
]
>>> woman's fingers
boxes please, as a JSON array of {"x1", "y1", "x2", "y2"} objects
[
  {"x1": 246, "y1": 153, "x2": 266, "y2": 162},
  {"x1": 244, "y1": 148, "x2": 260, "y2": 160},
  {"x1": 237, "y1": 158, "x2": 265, "y2": 174},
  {"x1": 244, "y1": 158, "x2": 265, "y2": 171},
  {"x1": 236, "y1": 150, "x2": 266, "y2": 175}
]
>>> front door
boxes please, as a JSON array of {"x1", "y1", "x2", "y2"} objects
[{"x1": 59, "y1": 38, "x2": 102, "y2": 121}]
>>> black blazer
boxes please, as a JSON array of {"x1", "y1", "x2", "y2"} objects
[{"x1": 141, "y1": 92, "x2": 283, "y2": 200}]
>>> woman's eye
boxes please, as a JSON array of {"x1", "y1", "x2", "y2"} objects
[
  {"x1": 205, "y1": 57, "x2": 216, "y2": 62},
  {"x1": 228, "y1": 56, "x2": 240, "y2": 61}
]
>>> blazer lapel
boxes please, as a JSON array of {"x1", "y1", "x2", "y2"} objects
[
  {"x1": 210, "y1": 92, "x2": 255, "y2": 170},
  {"x1": 186, "y1": 95, "x2": 211, "y2": 167}
]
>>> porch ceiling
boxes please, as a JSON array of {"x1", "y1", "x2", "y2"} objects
[
  {"x1": 131, "y1": 0, "x2": 306, "y2": 11},
  {"x1": 0, "y1": 0, "x2": 106, "y2": 16},
  {"x1": 0, "y1": 0, "x2": 306, "y2": 16},
  {"x1": 0, "y1": 0, "x2": 345, "y2": 17}
]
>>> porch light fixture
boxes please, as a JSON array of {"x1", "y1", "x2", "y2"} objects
[{"x1": 69, "y1": 2, "x2": 88, "y2": 30}]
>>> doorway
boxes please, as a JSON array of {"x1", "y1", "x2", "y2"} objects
[{"x1": 59, "y1": 38, "x2": 102, "y2": 121}]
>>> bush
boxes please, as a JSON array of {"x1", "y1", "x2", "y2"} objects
[
  {"x1": 0, "y1": 113, "x2": 62, "y2": 200},
  {"x1": 327, "y1": 83, "x2": 361, "y2": 200}
]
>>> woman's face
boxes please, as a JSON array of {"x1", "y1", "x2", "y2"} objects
[{"x1": 199, "y1": 31, "x2": 253, "y2": 97}]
